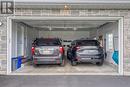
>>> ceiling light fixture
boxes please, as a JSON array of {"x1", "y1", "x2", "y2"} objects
[
  {"x1": 64, "y1": 4, "x2": 68, "y2": 9},
  {"x1": 63, "y1": 4, "x2": 70, "y2": 15},
  {"x1": 64, "y1": 4, "x2": 71, "y2": 10}
]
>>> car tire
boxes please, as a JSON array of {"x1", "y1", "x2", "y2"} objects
[
  {"x1": 67, "y1": 56, "x2": 70, "y2": 60},
  {"x1": 60, "y1": 59, "x2": 65, "y2": 67},
  {"x1": 67, "y1": 52, "x2": 70, "y2": 60},
  {"x1": 96, "y1": 58, "x2": 104, "y2": 66},
  {"x1": 71, "y1": 61, "x2": 77, "y2": 66}
]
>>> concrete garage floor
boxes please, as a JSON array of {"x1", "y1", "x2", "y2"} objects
[{"x1": 13, "y1": 59, "x2": 118, "y2": 75}]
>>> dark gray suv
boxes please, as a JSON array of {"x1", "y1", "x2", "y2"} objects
[
  {"x1": 67, "y1": 39, "x2": 104, "y2": 66},
  {"x1": 32, "y1": 38, "x2": 65, "y2": 67}
]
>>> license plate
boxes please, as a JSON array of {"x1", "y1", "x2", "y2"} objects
[
  {"x1": 38, "y1": 58, "x2": 53, "y2": 61},
  {"x1": 39, "y1": 50, "x2": 52, "y2": 54},
  {"x1": 82, "y1": 58, "x2": 91, "y2": 60},
  {"x1": 83, "y1": 50, "x2": 95, "y2": 53},
  {"x1": 43, "y1": 51, "x2": 52, "y2": 54},
  {"x1": 43, "y1": 59, "x2": 52, "y2": 61}
]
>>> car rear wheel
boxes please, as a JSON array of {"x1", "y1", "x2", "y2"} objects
[
  {"x1": 71, "y1": 61, "x2": 77, "y2": 66},
  {"x1": 67, "y1": 52, "x2": 70, "y2": 60},
  {"x1": 96, "y1": 58, "x2": 104, "y2": 66}
]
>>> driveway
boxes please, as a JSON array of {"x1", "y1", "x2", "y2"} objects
[{"x1": 0, "y1": 75, "x2": 130, "y2": 87}]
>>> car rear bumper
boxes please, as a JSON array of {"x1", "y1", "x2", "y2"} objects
[
  {"x1": 76, "y1": 55, "x2": 104, "y2": 63},
  {"x1": 77, "y1": 58, "x2": 102, "y2": 63},
  {"x1": 33, "y1": 56, "x2": 62, "y2": 64}
]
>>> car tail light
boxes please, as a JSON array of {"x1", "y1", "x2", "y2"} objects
[
  {"x1": 32, "y1": 47, "x2": 35, "y2": 55},
  {"x1": 59, "y1": 46, "x2": 64, "y2": 54},
  {"x1": 76, "y1": 46, "x2": 80, "y2": 50},
  {"x1": 33, "y1": 58, "x2": 37, "y2": 64},
  {"x1": 76, "y1": 57, "x2": 80, "y2": 61},
  {"x1": 56, "y1": 59, "x2": 60, "y2": 64}
]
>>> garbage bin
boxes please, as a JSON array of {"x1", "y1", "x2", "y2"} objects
[{"x1": 12, "y1": 57, "x2": 18, "y2": 71}]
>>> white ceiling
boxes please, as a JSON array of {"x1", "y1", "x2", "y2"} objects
[{"x1": 20, "y1": 20, "x2": 115, "y2": 31}]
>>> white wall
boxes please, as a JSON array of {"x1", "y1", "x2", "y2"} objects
[
  {"x1": 89, "y1": 28, "x2": 98, "y2": 39},
  {"x1": 12, "y1": 21, "x2": 39, "y2": 59},
  {"x1": 12, "y1": 21, "x2": 17, "y2": 57},
  {"x1": 99, "y1": 22, "x2": 118, "y2": 49},
  {"x1": 39, "y1": 31, "x2": 90, "y2": 40},
  {"x1": 26, "y1": 27, "x2": 39, "y2": 58},
  {"x1": 12, "y1": 22, "x2": 25, "y2": 57}
]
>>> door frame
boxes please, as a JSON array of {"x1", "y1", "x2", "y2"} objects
[{"x1": 7, "y1": 16, "x2": 124, "y2": 75}]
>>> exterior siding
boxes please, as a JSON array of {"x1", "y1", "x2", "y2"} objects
[
  {"x1": 0, "y1": 16, "x2": 7, "y2": 73},
  {"x1": 0, "y1": 8, "x2": 130, "y2": 74}
]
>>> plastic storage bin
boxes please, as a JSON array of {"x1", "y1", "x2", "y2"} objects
[
  {"x1": 12, "y1": 56, "x2": 22, "y2": 71},
  {"x1": 112, "y1": 51, "x2": 118, "y2": 64},
  {"x1": 17, "y1": 56, "x2": 22, "y2": 69}
]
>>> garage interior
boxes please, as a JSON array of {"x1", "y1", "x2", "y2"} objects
[{"x1": 10, "y1": 18, "x2": 119, "y2": 74}]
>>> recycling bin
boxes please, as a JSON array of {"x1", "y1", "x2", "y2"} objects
[
  {"x1": 12, "y1": 56, "x2": 22, "y2": 71},
  {"x1": 17, "y1": 56, "x2": 22, "y2": 69}
]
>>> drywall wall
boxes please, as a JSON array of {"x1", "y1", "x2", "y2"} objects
[
  {"x1": 25, "y1": 26, "x2": 39, "y2": 58},
  {"x1": 98, "y1": 22, "x2": 118, "y2": 64},
  {"x1": 39, "y1": 31, "x2": 90, "y2": 40},
  {"x1": 12, "y1": 21, "x2": 39, "y2": 59}
]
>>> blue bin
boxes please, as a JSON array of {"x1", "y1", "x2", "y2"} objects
[
  {"x1": 17, "y1": 56, "x2": 22, "y2": 69},
  {"x1": 12, "y1": 56, "x2": 22, "y2": 71},
  {"x1": 112, "y1": 51, "x2": 118, "y2": 64}
]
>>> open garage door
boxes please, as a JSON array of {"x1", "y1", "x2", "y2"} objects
[{"x1": 7, "y1": 17, "x2": 123, "y2": 75}]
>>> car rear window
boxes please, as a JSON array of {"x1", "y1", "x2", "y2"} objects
[
  {"x1": 76, "y1": 40, "x2": 99, "y2": 46},
  {"x1": 35, "y1": 38, "x2": 61, "y2": 46}
]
